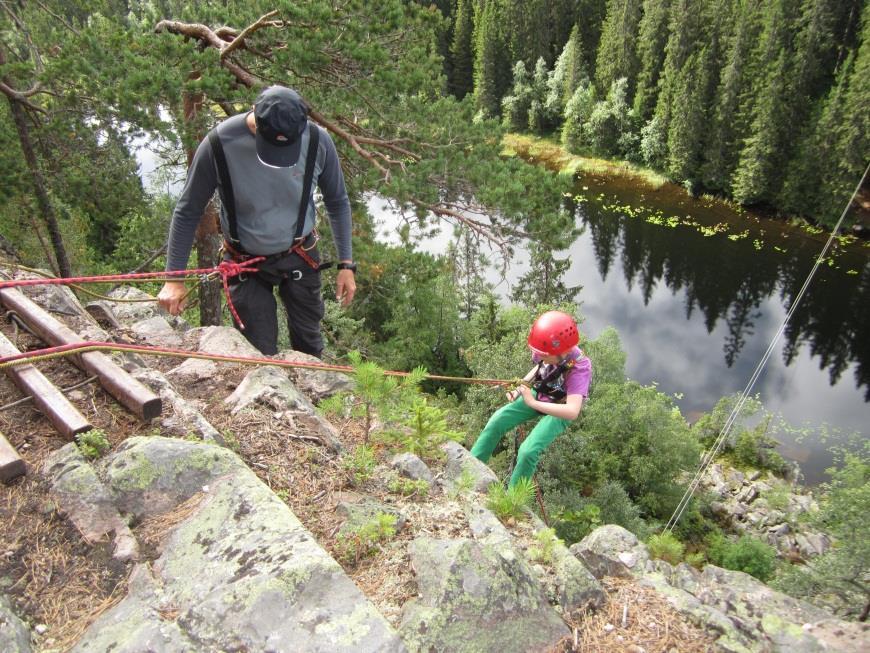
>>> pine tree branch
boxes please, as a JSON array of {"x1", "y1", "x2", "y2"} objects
[
  {"x1": 220, "y1": 11, "x2": 281, "y2": 60},
  {"x1": 0, "y1": 80, "x2": 45, "y2": 111},
  {"x1": 154, "y1": 19, "x2": 260, "y2": 87},
  {"x1": 32, "y1": 0, "x2": 80, "y2": 36}
]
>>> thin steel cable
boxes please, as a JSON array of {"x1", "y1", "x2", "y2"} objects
[{"x1": 665, "y1": 162, "x2": 870, "y2": 533}]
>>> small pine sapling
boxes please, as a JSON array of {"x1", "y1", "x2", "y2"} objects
[
  {"x1": 335, "y1": 513, "x2": 397, "y2": 565},
  {"x1": 528, "y1": 527, "x2": 562, "y2": 564},
  {"x1": 487, "y1": 477, "x2": 536, "y2": 522}
]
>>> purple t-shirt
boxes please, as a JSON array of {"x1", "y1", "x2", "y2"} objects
[{"x1": 532, "y1": 346, "x2": 592, "y2": 403}]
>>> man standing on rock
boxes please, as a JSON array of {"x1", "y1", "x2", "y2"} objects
[{"x1": 158, "y1": 86, "x2": 356, "y2": 357}]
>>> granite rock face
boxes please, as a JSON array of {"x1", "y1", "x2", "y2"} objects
[
  {"x1": 0, "y1": 595, "x2": 31, "y2": 653},
  {"x1": 73, "y1": 437, "x2": 406, "y2": 653},
  {"x1": 399, "y1": 537, "x2": 569, "y2": 653},
  {"x1": 570, "y1": 525, "x2": 868, "y2": 653},
  {"x1": 441, "y1": 440, "x2": 499, "y2": 493}
]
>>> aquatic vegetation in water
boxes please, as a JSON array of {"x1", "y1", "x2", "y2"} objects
[{"x1": 572, "y1": 182, "x2": 856, "y2": 273}]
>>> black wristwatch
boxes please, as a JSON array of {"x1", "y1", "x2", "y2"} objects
[{"x1": 336, "y1": 262, "x2": 357, "y2": 273}]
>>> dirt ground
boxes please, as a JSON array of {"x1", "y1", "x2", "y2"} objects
[{"x1": 0, "y1": 320, "x2": 717, "y2": 652}]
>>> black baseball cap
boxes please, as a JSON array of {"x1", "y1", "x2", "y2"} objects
[{"x1": 253, "y1": 86, "x2": 309, "y2": 167}]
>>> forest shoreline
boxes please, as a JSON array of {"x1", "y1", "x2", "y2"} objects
[{"x1": 503, "y1": 133, "x2": 870, "y2": 241}]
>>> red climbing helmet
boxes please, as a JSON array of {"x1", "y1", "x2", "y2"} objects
[{"x1": 527, "y1": 311, "x2": 579, "y2": 356}]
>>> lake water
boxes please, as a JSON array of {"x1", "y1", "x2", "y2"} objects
[{"x1": 370, "y1": 174, "x2": 869, "y2": 485}]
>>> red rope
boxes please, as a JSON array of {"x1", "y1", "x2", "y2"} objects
[
  {"x1": 0, "y1": 341, "x2": 511, "y2": 386},
  {"x1": 0, "y1": 259, "x2": 265, "y2": 331}
]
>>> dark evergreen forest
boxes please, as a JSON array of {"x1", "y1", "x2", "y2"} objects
[{"x1": 440, "y1": 0, "x2": 868, "y2": 229}]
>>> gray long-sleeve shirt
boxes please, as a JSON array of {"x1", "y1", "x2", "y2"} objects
[{"x1": 166, "y1": 112, "x2": 352, "y2": 270}]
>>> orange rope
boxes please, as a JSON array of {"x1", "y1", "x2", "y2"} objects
[{"x1": 0, "y1": 341, "x2": 512, "y2": 386}]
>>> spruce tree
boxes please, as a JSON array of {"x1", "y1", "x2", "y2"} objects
[
  {"x1": 594, "y1": 0, "x2": 644, "y2": 98},
  {"x1": 545, "y1": 25, "x2": 588, "y2": 121},
  {"x1": 778, "y1": 55, "x2": 851, "y2": 221},
  {"x1": 836, "y1": 9, "x2": 870, "y2": 198},
  {"x1": 633, "y1": 0, "x2": 672, "y2": 121},
  {"x1": 649, "y1": 0, "x2": 704, "y2": 176},
  {"x1": 732, "y1": 0, "x2": 803, "y2": 205},
  {"x1": 699, "y1": 0, "x2": 761, "y2": 193},
  {"x1": 775, "y1": 0, "x2": 851, "y2": 211},
  {"x1": 569, "y1": 0, "x2": 610, "y2": 75},
  {"x1": 666, "y1": 0, "x2": 726, "y2": 186},
  {"x1": 804, "y1": 10, "x2": 869, "y2": 227},
  {"x1": 473, "y1": 0, "x2": 510, "y2": 117},
  {"x1": 449, "y1": 0, "x2": 475, "y2": 99},
  {"x1": 503, "y1": 0, "x2": 553, "y2": 69}
]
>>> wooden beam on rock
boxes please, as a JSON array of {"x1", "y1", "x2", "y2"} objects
[
  {"x1": 0, "y1": 332, "x2": 93, "y2": 439},
  {"x1": 0, "y1": 288, "x2": 162, "y2": 421},
  {"x1": 0, "y1": 431, "x2": 26, "y2": 483}
]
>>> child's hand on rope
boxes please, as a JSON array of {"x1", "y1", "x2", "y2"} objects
[
  {"x1": 515, "y1": 384, "x2": 535, "y2": 406},
  {"x1": 505, "y1": 378, "x2": 530, "y2": 402}
]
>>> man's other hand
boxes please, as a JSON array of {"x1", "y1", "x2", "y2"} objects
[
  {"x1": 336, "y1": 269, "x2": 356, "y2": 307},
  {"x1": 157, "y1": 281, "x2": 188, "y2": 316}
]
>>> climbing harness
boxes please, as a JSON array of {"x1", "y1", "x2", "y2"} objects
[{"x1": 529, "y1": 356, "x2": 577, "y2": 404}]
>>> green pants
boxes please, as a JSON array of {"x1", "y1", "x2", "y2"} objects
[{"x1": 470, "y1": 397, "x2": 570, "y2": 488}]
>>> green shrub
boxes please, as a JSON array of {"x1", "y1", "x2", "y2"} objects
[
  {"x1": 377, "y1": 398, "x2": 464, "y2": 460},
  {"x1": 528, "y1": 528, "x2": 562, "y2": 564},
  {"x1": 387, "y1": 475, "x2": 430, "y2": 498},
  {"x1": 671, "y1": 497, "x2": 718, "y2": 546},
  {"x1": 707, "y1": 534, "x2": 777, "y2": 582},
  {"x1": 342, "y1": 444, "x2": 377, "y2": 485},
  {"x1": 540, "y1": 379, "x2": 701, "y2": 519},
  {"x1": 335, "y1": 513, "x2": 397, "y2": 565},
  {"x1": 684, "y1": 551, "x2": 706, "y2": 569},
  {"x1": 764, "y1": 484, "x2": 791, "y2": 512},
  {"x1": 344, "y1": 351, "x2": 427, "y2": 439},
  {"x1": 590, "y1": 481, "x2": 649, "y2": 538},
  {"x1": 221, "y1": 429, "x2": 241, "y2": 453},
  {"x1": 733, "y1": 428, "x2": 787, "y2": 474},
  {"x1": 317, "y1": 392, "x2": 351, "y2": 420},
  {"x1": 647, "y1": 531, "x2": 685, "y2": 565},
  {"x1": 552, "y1": 503, "x2": 602, "y2": 544},
  {"x1": 76, "y1": 429, "x2": 110, "y2": 459},
  {"x1": 487, "y1": 478, "x2": 536, "y2": 522},
  {"x1": 448, "y1": 467, "x2": 476, "y2": 498}
]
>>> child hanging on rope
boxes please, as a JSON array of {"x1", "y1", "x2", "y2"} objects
[{"x1": 470, "y1": 311, "x2": 591, "y2": 488}]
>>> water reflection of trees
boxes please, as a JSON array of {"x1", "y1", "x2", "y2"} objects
[{"x1": 580, "y1": 202, "x2": 870, "y2": 398}]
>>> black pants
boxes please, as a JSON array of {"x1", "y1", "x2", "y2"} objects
[{"x1": 226, "y1": 249, "x2": 325, "y2": 357}]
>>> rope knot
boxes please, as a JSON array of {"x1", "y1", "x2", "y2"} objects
[
  {"x1": 217, "y1": 257, "x2": 264, "y2": 280},
  {"x1": 216, "y1": 256, "x2": 265, "y2": 330}
]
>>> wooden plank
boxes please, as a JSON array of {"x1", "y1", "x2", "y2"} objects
[
  {"x1": 0, "y1": 431, "x2": 26, "y2": 483},
  {"x1": 0, "y1": 332, "x2": 93, "y2": 439},
  {"x1": 0, "y1": 287, "x2": 162, "y2": 421}
]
